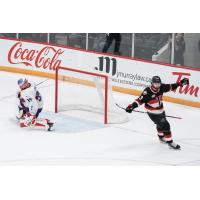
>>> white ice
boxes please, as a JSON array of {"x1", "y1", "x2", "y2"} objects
[{"x1": 0, "y1": 71, "x2": 200, "y2": 165}]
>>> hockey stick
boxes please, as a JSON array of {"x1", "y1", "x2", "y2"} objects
[
  {"x1": 35, "y1": 79, "x2": 49, "y2": 87},
  {"x1": 115, "y1": 103, "x2": 182, "y2": 119},
  {"x1": 115, "y1": 103, "x2": 126, "y2": 111}
]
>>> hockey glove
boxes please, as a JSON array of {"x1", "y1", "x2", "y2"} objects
[
  {"x1": 125, "y1": 102, "x2": 139, "y2": 113},
  {"x1": 126, "y1": 104, "x2": 134, "y2": 113},
  {"x1": 179, "y1": 78, "x2": 189, "y2": 86}
]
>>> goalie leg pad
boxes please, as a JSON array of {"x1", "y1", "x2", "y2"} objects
[
  {"x1": 31, "y1": 118, "x2": 49, "y2": 130},
  {"x1": 20, "y1": 114, "x2": 53, "y2": 131},
  {"x1": 20, "y1": 114, "x2": 35, "y2": 127},
  {"x1": 31, "y1": 118, "x2": 53, "y2": 131}
]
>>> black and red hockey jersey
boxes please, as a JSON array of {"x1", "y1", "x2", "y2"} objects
[{"x1": 132, "y1": 83, "x2": 180, "y2": 114}]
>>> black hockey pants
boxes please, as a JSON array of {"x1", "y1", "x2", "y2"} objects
[{"x1": 147, "y1": 112, "x2": 171, "y2": 136}]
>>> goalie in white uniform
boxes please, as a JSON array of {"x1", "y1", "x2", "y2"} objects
[{"x1": 16, "y1": 78, "x2": 53, "y2": 131}]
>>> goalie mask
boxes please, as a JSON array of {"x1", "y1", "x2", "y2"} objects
[{"x1": 18, "y1": 78, "x2": 29, "y2": 89}]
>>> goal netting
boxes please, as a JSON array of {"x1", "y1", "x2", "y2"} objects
[{"x1": 55, "y1": 66, "x2": 129, "y2": 124}]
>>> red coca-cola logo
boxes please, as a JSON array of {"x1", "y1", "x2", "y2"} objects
[
  {"x1": 8, "y1": 42, "x2": 64, "y2": 70},
  {"x1": 173, "y1": 72, "x2": 199, "y2": 97}
]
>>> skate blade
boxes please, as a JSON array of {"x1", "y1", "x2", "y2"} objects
[{"x1": 168, "y1": 145, "x2": 181, "y2": 150}]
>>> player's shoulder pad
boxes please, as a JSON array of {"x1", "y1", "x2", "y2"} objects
[
  {"x1": 142, "y1": 90, "x2": 148, "y2": 96},
  {"x1": 142, "y1": 87, "x2": 151, "y2": 95}
]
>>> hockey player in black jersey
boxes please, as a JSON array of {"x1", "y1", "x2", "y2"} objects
[{"x1": 125, "y1": 76, "x2": 189, "y2": 149}]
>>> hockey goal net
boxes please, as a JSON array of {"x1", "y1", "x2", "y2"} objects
[{"x1": 55, "y1": 66, "x2": 129, "y2": 124}]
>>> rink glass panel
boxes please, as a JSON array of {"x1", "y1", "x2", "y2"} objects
[
  {"x1": 0, "y1": 33, "x2": 17, "y2": 38},
  {"x1": 18, "y1": 33, "x2": 48, "y2": 43},
  {"x1": 49, "y1": 33, "x2": 68, "y2": 46},
  {"x1": 180, "y1": 33, "x2": 200, "y2": 69},
  {"x1": 134, "y1": 33, "x2": 172, "y2": 64},
  {"x1": 87, "y1": 33, "x2": 132, "y2": 57}
]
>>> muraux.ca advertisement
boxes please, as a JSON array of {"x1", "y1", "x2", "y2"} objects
[{"x1": 93, "y1": 54, "x2": 200, "y2": 103}]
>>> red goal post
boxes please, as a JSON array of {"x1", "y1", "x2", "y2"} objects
[{"x1": 55, "y1": 66, "x2": 109, "y2": 124}]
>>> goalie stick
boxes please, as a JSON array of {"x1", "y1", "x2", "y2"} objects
[
  {"x1": 34, "y1": 78, "x2": 49, "y2": 87},
  {"x1": 115, "y1": 103, "x2": 182, "y2": 120},
  {"x1": 0, "y1": 79, "x2": 49, "y2": 100}
]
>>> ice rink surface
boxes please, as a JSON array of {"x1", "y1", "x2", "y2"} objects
[{"x1": 0, "y1": 71, "x2": 200, "y2": 165}]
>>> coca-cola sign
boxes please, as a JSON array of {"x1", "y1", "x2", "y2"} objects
[{"x1": 8, "y1": 42, "x2": 64, "y2": 70}]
